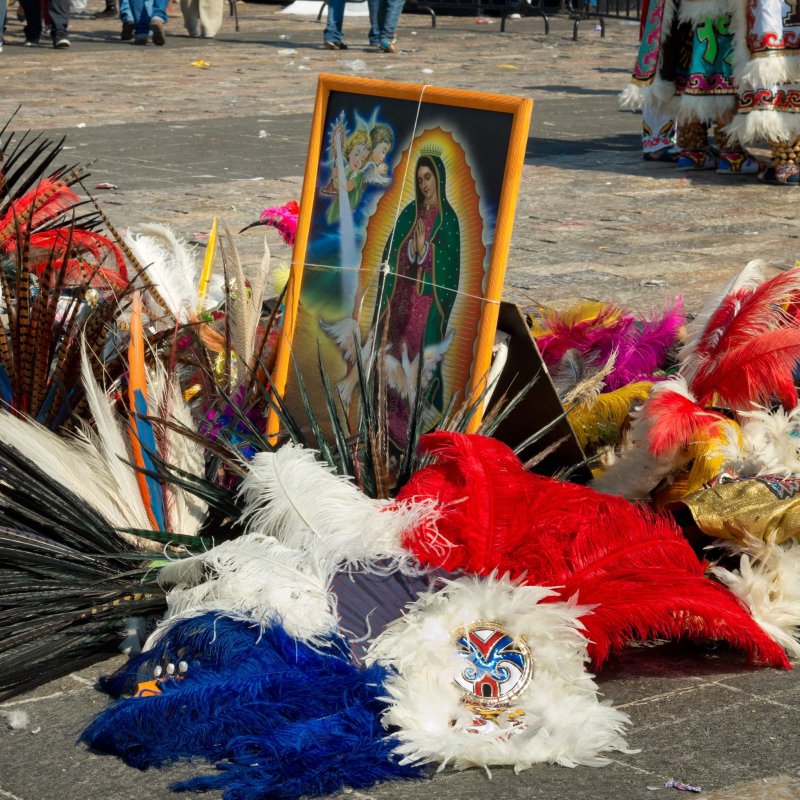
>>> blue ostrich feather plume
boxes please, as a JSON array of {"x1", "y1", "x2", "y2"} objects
[{"x1": 81, "y1": 613, "x2": 420, "y2": 799}]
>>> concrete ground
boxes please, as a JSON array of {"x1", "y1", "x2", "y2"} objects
[{"x1": 1, "y1": 5, "x2": 799, "y2": 800}]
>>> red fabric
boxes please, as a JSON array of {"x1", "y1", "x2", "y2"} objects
[
  {"x1": 398, "y1": 432, "x2": 790, "y2": 670},
  {"x1": 639, "y1": 0, "x2": 650, "y2": 40}
]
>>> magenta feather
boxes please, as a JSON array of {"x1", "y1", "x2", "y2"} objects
[
  {"x1": 605, "y1": 297, "x2": 684, "y2": 390},
  {"x1": 537, "y1": 308, "x2": 634, "y2": 367},
  {"x1": 259, "y1": 200, "x2": 299, "y2": 246}
]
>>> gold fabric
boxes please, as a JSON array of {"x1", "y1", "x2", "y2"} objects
[{"x1": 682, "y1": 476, "x2": 800, "y2": 544}]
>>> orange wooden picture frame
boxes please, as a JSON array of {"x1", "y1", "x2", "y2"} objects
[{"x1": 267, "y1": 74, "x2": 532, "y2": 439}]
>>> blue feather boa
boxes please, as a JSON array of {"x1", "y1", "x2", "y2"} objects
[{"x1": 81, "y1": 614, "x2": 420, "y2": 799}]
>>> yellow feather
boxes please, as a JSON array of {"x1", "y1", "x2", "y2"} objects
[
  {"x1": 196, "y1": 216, "x2": 218, "y2": 311},
  {"x1": 567, "y1": 381, "x2": 653, "y2": 448},
  {"x1": 531, "y1": 301, "x2": 623, "y2": 338},
  {"x1": 657, "y1": 420, "x2": 745, "y2": 504},
  {"x1": 683, "y1": 419, "x2": 744, "y2": 496}
]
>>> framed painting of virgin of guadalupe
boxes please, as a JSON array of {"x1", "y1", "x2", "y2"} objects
[{"x1": 270, "y1": 74, "x2": 532, "y2": 451}]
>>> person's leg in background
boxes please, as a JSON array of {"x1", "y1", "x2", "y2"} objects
[
  {"x1": 119, "y1": 0, "x2": 135, "y2": 38},
  {"x1": 149, "y1": 0, "x2": 168, "y2": 44},
  {"x1": 196, "y1": 0, "x2": 222, "y2": 37},
  {"x1": 377, "y1": 0, "x2": 403, "y2": 52},
  {"x1": 48, "y1": 0, "x2": 71, "y2": 46},
  {"x1": 19, "y1": 0, "x2": 42, "y2": 43},
  {"x1": 324, "y1": 0, "x2": 346, "y2": 48},
  {"x1": 0, "y1": 0, "x2": 6, "y2": 51},
  {"x1": 366, "y1": 0, "x2": 381, "y2": 47}
]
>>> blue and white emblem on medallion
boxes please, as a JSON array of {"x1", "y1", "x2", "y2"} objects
[{"x1": 454, "y1": 622, "x2": 532, "y2": 707}]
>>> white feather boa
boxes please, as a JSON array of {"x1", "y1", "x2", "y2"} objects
[
  {"x1": 239, "y1": 444, "x2": 438, "y2": 579},
  {"x1": 147, "y1": 533, "x2": 338, "y2": 649},
  {"x1": 712, "y1": 538, "x2": 800, "y2": 658},
  {"x1": 367, "y1": 575, "x2": 633, "y2": 772}
]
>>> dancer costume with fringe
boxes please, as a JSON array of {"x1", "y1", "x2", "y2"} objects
[
  {"x1": 726, "y1": 0, "x2": 800, "y2": 181},
  {"x1": 621, "y1": 0, "x2": 758, "y2": 173}
]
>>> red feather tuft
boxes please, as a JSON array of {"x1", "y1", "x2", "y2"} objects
[
  {"x1": 399, "y1": 432, "x2": 790, "y2": 670},
  {"x1": 643, "y1": 386, "x2": 728, "y2": 455},
  {"x1": 0, "y1": 179, "x2": 81, "y2": 246},
  {"x1": 687, "y1": 269, "x2": 800, "y2": 409},
  {"x1": 28, "y1": 229, "x2": 128, "y2": 290},
  {"x1": 691, "y1": 328, "x2": 800, "y2": 410}
]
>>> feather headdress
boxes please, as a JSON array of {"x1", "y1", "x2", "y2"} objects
[
  {"x1": 82, "y1": 614, "x2": 420, "y2": 799},
  {"x1": 368, "y1": 574, "x2": 633, "y2": 772},
  {"x1": 397, "y1": 432, "x2": 790, "y2": 670}
]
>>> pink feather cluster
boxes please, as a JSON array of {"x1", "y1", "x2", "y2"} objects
[
  {"x1": 258, "y1": 200, "x2": 299, "y2": 246},
  {"x1": 536, "y1": 299, "x2": 684, "y2": 391}
]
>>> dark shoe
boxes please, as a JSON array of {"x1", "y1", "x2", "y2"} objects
[
  {"x1": 133, "y1": 35, "x2": 147, "y2": 44},
  {"x1": 121, "y1": 20, "x2": 135, "y2": 39},
  {"x1": 93, "y1": 6, "x2": 118, "y2": 17},
  {"x1": 53, "y1": 32, "x2": 71, "y2": 47},
  {"x1": 324, "y1": 39, "x2": 347, "y2": 49},
  {"x1": 24, "y1": 38, "x2": 39, "y2": 46},
  {"x1": 150, "y1": 16, "x2": 166, "y2": 45},
  {"x1": 760, "y1": 164, "x2": 800, "y2": 185},
  {"x1": 643, "y1": 145, "x2": 680, "y2": 163}
]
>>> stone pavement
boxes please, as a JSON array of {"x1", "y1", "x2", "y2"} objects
[{"x1": 1, "y1": 5, "x2": 800, "y2": 800}]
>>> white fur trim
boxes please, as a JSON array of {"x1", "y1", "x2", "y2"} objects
[
  {"x1": 726, "y1": 109, "x2": 800, "y2": 146},
  {"x1": 677, "y1": 0, "x2": 732, "y2": 24},
  {"x1": 712, "y1": 538, "x2": 800, "y2": 658},
  {"x1": 733, "y1": 406, "x2": 800, "y2": 476},
  {"x1": 367, "y1": 575, "x2": 633, "y2": 771},
  {"x1": 676, "y1": 94, "x2": 738, "y2": 124},
  {"x1": 147, "y1": 533, "x2": 338, "y2": 648}
]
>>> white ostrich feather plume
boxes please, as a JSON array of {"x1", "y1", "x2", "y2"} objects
[
  {"x1": 238, "y1": 443, "x2": 437, "y2": 579},
  {"x1": 712, "y1": 537, "x2": 800, "y2": 658},
  {"x1": 146, "y1": 359, "x2": 208, "y2": 536},
  {"x1": 0, "y1": 344, "x2": 163, "y2": 547},
  {"x1": 737, "y1": 406, "x2": 800, "y2": 477},
  {"x1": 147, "y1": 533, "x2": 338, "y2": 649},
  {"x1": 125, "y1": 223, "x2": 223, "y2": 324},
  {"x1": 366, "y1": 574, "x2": 632, "y2": 772}
]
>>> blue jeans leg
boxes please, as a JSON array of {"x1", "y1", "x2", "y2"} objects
[
  {"x1": 366, "y1": 0, "x2": 381, "y2": 44},
  {"x1": 380, "y1": 0, "x2": 403, "y2": 40},
  {"x1": 128, "y1": 0, "x2": 154, "y2": 36},
  {"x1": 324, "y1": 0, "x2": 344, "y2": 43},
  {"x1": 0, "y1": 0, "x2": 6, "y2": 45},
  {"x1": 119, "y1": 0, "x2": 133, "y2": 22},
  {"x1": 151, "y1": 0, "x2": 167, "y2": 23}
]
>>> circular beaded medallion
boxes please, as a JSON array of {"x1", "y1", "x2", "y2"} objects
[{"x1": 453, "y1": 621, "x2": 532, "y2": 707}]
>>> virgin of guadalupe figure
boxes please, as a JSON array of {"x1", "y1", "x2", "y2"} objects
[{"x1": 378, "y1": 152, "x2": 461, "y2": 449}]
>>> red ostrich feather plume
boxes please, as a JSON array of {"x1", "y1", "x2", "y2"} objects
[{"x1": 398, "y1": 431, "x2": 790, "y2": 670}]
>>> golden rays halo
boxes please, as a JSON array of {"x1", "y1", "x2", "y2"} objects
[{"x1": 359, "y1": 126, "x2": 487, "y2": 408}]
